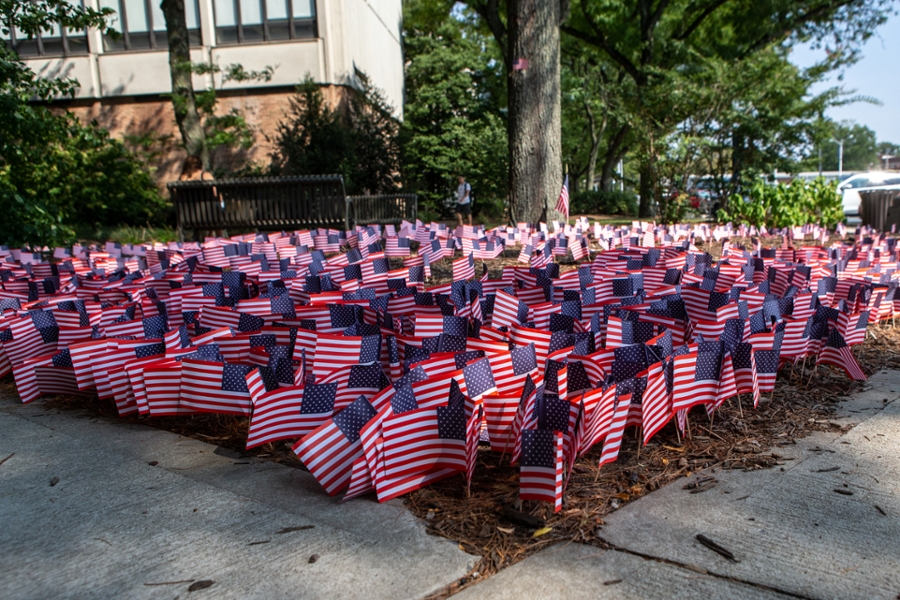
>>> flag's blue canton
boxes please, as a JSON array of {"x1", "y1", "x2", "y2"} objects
[
  {"x1": 270, "y1": 295, "x2": 296, "y2": 317},
  {"x1": 611, "y1": 360, "x2": 643, "y2": 382},
  {"x1": 258, "y1": 366, "x2": 280, "y2": 392},
  {"x1": 344, "y1": 323, "x2": 381, "y2": 337},
  {"x1": 301, "y1": 382, "x2": 338, "y2": 414},
  {"x1": 454, "y1": 350, "x2": 485, "y2": 370},
  {"x1": 408, "y1": 265, "x2": 424, "y2": 282},
  {"x1": 828, "y1": 328, "x2": 848, "y2": 349},
  {"x1": 632, "y1": 321, "x2": 653, "y2": 344},
  {"x1": 544, "y1": 360, "x2": 566, "y2": 395},
  {"x1": 755, "y1": 349, "x2": 779, "y2": 373},
  {"x1": 30, "y1": 310, "x2": 57, "y2": 329},
  {"x1": 549, "y1": 331, "x2": 574, "y2": 354},
  {"x1": 348, "y1": 364, "x2": 385, "y2": 389},
  {"x1": 359, "y1": 335, "x2": 382, "y2": 364},
  {"x1": 387, "y1": 278, "x2": 406, "y2": 290},
  {"x1": 373, "y1": 258, "x2": 390, "y2": 274},
  {"x1": 818, "y1": 277, "x2": 837, "y2": 294},
  {"x1": 330, "y1": 304, "x2": 359, "y2": 329},
  {"x1": 415, "y1": 292, "x2": 435, "y2": 306},
  {"x1": 549, "y1": 313, "x2": 574, "y2": 333},
  {"x1": 391, "y1": 384, "x2": 418, "y2": 414},
  {"x1": 221, "y1": 364, "x2": 253, "y2": 392},
  {"x1": 514, "y1": 298, "x2": 529, "y2": 324},
  {"x1": 578, "y1": 267, "x2": 594, "y2": 288},
  {"x1": 334, "y1": 396, "x2": 378, "y2": 443},
  {"x1": 522, "y1": 429, "x2": 556, "y2": 468},
  {"x1": 37, "y1": 325, "x2": 59, "y2": 344},
  {"x1": 511, "y1": 344, "x2": 537, "y2": 375},
  {"x1": 142, "y1": 315, "x2": 167, "y2": 339},
  {"x1": 814, "y1": 305, "x2": 839, "y2": 323},
  {"x1": 387, "y1": 335, "x2": 400, "y2": 364},
  {"x1": 305, "y1": 275, "x2": 323, "y2": 293},
  {"x1": 51, "y1": 348, "x2": 74, "y2": 368},
  {"x1": 695, "y1": 351, "x2": 721, "y2": 381},
  {"x1": 437, "y1": 401, "x2": 466, "y2": 441},
  {"x1": 443, "y1": 315, "x2": 468, "y2": 338},
  {"x1": 614, "y1": 344, "x2": 646, "y2": 366},
  {"x1": 221, "y1": 270, "x2": 245, "y2": 288},
  {"x1": 186, "y1": 344, "x2": 222, "y2": 362},
  {"x1": 346, "y1": 248, "x2": 363, "y2": 264},
  {"x1": 567, "y1": 361, "x2": 592, "y2": 392},
  {"x1": 464, "y1": 358, "x2": 496, "y2": 397},
  {"x1": 538, "y1": 394, "x2": 570, "y2": 432},
  {"x1": 237, "y1": 312, "x2": 264, "y2": 333},
  {"x1": 0, "y1": 329, "x2": 12, "y2": 342},
  {"x1": 721, "y1": 319, "x2": 744, "y2": 351},
  {"x1": 249, "y1": 334, "x2": 277, "y2": 349},
  {"x1": 763, "y1": 300, "x2": 781, "y2": 323},
  {"x1": 749, "y1": 311, "x2": 766, "y2": 334},
  {"x1": 405, "y1": 345, "x2": 430, "y2": 367},
  {"x1": 855, "y1": 312, "x2": 869, "y2": 329},
  {"x1": 706, "y1": 291, "x2": 730, "y2": 312},
  {"x1": 612, "y1": 278, "x2": 632, "y2": 297},
  {"x1": 135, "y1": 342, "x2": 165, "y2": 358},
  {"x1": 560, "y1": 300, "x2": 581, "y2": 320},
  {"x1": 437, "y1": 334, "x2": 467, "y2": 353},
  {"x1": 344, "y1": 264, "x2": 363, "y2": 281},
  {"x1": 732, "y1": 343, "x2": 753, "y2": 370}
]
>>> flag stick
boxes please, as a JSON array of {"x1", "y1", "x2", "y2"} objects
[
  {"x1": 637, "y1": 427, "x2": 642, "y2": 458},
  {"x1": 709, "y1": 409, "x2": 715, "y2": 429},
  {"x1": 735, "y1": 394, "x2": 744, "y2": 420},
  {"x1": 675, "y1": 422, "x2": 682, "y2": 445}
]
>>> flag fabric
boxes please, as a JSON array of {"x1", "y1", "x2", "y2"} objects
[
  {"x1": 520, "y1": 429, "x2": 564, "y2": 512},
  {"x1": 818, "y1": 329, "x2": 867, "y2": 381},
  {"x1": 555, "y1": 175, "x2": 570, "y2": 219}
]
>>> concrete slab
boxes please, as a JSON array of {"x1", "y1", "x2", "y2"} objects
[
  {"x1": 457, "y1": 371, "x2": 900, "y2": 600},
  {"x1": 454, "y1": 543, "x2": 790, "y2": 600},
  {"x1": 0, "y1": 398, "x2": 471, "y2": 600}
]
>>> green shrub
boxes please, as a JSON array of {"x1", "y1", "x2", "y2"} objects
[
  {"x1": 717, "y1": 177, "x2": 843, "y2": 228},
  {"x1": 570, "y1": 189, "x2": 638, "y2": 216}
]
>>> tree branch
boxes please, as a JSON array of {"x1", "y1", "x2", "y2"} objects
[
  {"x1": 675, "y1": 0, "x2": 730, "y2": 41},
  {"x1": 468, "y1": 0, "x2": 509, "y2": 69},
  {"x1": 562, "y1": 3, "x2": 644, "y2": 85}
]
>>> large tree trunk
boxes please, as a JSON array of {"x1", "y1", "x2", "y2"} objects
[
  {"x1": 162, "y1": 0, "x2": 208, "y2": 168},
  {"x1": 507, "y1": 0, "x2": 563, "y2": 225}
]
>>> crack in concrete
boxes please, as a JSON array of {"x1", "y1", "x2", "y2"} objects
[{"x1": 595, "y1": 537, "x2": 817, "y2": 600}]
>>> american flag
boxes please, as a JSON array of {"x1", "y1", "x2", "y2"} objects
[
  {"x1": 597, "y1": 393, "x2": 632, "y2": 466},
  {"x1": 818, "y1": 329, "x2": 867, "y2": 381},
  {"x1": 671, "y1": 350, "x2": 722, "y2": 414},
  {"x1": 519, "y1": 429, "x2": 564, "y2": 512},
  {"x1": 179, "y1": 359, "x2": 254, "y2": 416},
  {"x1": 294, "y1": 395, "x2": 379, "y2": 495},
  {"x1": 453, "y1": 253, "x2": 476, "y2": 282},
  {"x1": 555, "y1": 175, "x2": 569, "y2": 219}
]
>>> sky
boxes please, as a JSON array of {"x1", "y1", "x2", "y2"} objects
[{"x1": 790, "y1": 10, "x2": 900, "y2": 145}]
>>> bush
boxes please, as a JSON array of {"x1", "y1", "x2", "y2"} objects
[
  {"x1": 570, "y1": 189, "x2": 638, "y2": 216},
  {"x1": 0, "y1": 105, "x2": 167, "y2": 250},
  {"x1": 717, "y1": 177, "x2": 843, "y2": 228}
]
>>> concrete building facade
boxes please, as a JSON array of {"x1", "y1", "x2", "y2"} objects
[{"x1": 6, "y1": 0, "x2": 403, "y2": 182}]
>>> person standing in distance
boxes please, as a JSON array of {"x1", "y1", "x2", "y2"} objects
[{"x1": 456, "y1": 175, "x2": 472, "y2": 227}]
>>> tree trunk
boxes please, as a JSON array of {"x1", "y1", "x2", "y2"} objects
[
  {"x1": 600, "y1": 124, "x2": 630, "y2": 191},
  {"x1": 162, "y1": 0, "x2": 208, "y2": 168},
  {"x1": 583, "y1": 100, "x2": 605, "y2": 192},
  {"x1": 507, "y1": 0, "x2": 563, "y2": 225},
  {"x1": 638, "y1": 155, "x2": 657, "y2": 218}
]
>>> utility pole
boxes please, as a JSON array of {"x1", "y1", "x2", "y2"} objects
[{"x1": 833, "y1": 138, "x2": 845, "y2": 178}]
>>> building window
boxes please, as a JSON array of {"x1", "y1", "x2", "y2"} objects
[
  {"x1": 3, "y1": 0, "x2": 90, "y2": 57},
  {"x1": 98, "y1": 0, "x2": 202, "y2": 52},
  {"x1": 214, "y1": 0, "x2": 316, "y2": 45}
]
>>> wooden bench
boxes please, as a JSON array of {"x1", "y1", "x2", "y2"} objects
[
  {"x1": 346, "y1": 194, "x2": 418, "y2": 229},
  {"x1": 168, "y1": 175, "x2": 347, "y2": 241}
]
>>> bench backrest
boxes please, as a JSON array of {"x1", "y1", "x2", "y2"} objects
[{"x1": 168, "y1": 175, "x2": 347, "y2": 239}]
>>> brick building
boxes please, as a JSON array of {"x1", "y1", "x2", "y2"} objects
[{"x1": 7, "y1": 0, "x2": 403, "y2": 183}]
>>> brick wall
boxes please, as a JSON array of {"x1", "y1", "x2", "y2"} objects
[{"x1": 59, "y1": 84, "x2": 352, "y2": 188}]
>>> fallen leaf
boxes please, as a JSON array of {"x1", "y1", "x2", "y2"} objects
[
  {"x1": 148, "y1": 461, "x2": 159, "y2": 466},
  {"x1": 276, "y1": 525, "x2": 314, "y2": 534},
  {"x1": 50, "y1": 477, "x2": 59, "y2": 487},
  {"x1": 308, "y1": 554, "x2": 320, "y2": 564},
  {"x1": 187, "y1": 580, "x2": 214, "y2": 592},
  {"x1": 663, "y1": 445, "x2": 685, "y2": 452},
  {"x1": 531, "y1": 527, "x2": 553, "y2": 538},
  {"x1": 496, "y1": 527, "x2": 515, "y2": 534}
]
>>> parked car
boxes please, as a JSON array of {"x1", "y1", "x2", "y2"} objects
[{"x1": 839, "y1": 172, "x2": 900, "y2": 222}]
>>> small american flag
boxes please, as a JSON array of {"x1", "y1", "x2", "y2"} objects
[
  {"x1": 818, "y1": 329, "x2": 866, "y2": 381},
  {"x1": 453, "y1": 253, "x2": 476, "y2": 282},
  {"x1": 555, "y1": 175, "x2": 569, "y2": 219},
  {"x1": 519, "y1": 428, "x2": 564, "y2": 512}
]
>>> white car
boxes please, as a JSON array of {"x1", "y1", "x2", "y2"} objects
[{"x1": 839, "y1": 172, "x2": 900, "y2": 220}]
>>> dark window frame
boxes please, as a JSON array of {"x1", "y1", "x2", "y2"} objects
[
  {"x1": 102, "y1": 0, "x2": 202, "y2": 53},
  {"x1": 4, "y1": 7, "x2": 90, "y2": 58},
  {"x1": 215, "y1": 0, "x2": 317, "y2": 46}
]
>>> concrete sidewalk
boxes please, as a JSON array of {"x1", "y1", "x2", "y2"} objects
[
  {"x1": 457, "y1": 369, "x2": 900, "y2": 600},
  {"x1": 0, "y1": 399, "x2": 471, "y2": 600}
]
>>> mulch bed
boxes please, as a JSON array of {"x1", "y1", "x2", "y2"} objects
[{"x1": 11, "y1": 233, "x2": 895, "y2": 599}]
